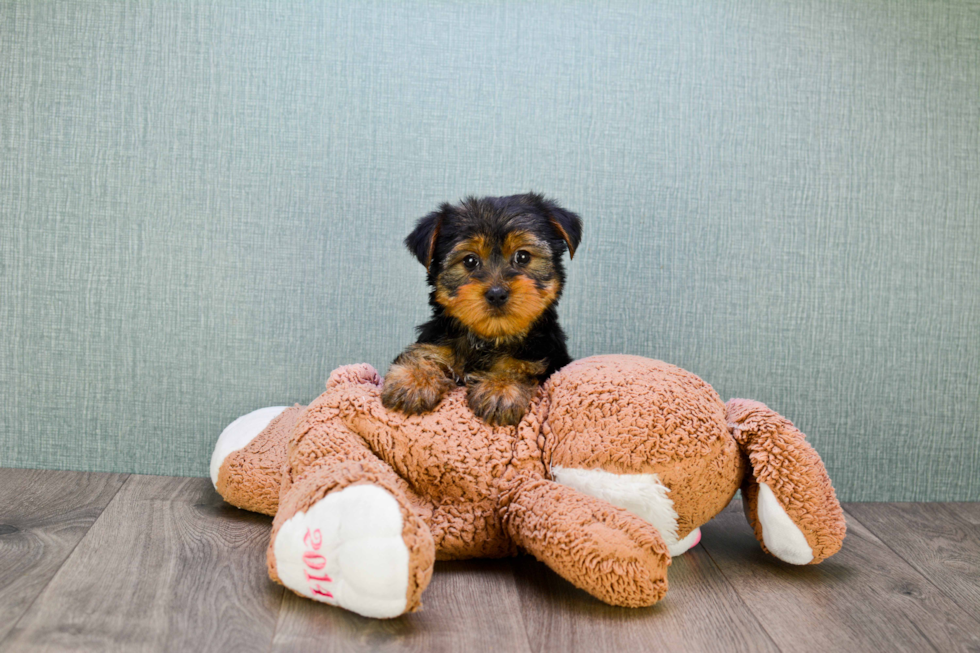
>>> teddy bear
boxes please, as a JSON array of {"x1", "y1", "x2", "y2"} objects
[{"x1": 210, "y1": 354, "x2": 845, "y2": 619}]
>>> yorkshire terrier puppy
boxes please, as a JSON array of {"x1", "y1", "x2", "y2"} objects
[{"x1": 382, "y1": 193, "x2": 583, "y2": 426}]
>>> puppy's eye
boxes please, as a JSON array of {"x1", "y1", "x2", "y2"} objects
[
  {"x1": 462, "y1": 254, "x2": 480, "y2": 270},
  {"x1": 514, "y1": 250, "x2": 531, "y2": 266}
]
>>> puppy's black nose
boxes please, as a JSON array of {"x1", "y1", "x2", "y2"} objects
[{"x1": 485, "y1": 285, "x2": 510, "y2": 307}]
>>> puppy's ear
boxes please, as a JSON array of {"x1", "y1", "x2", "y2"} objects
[
  {"x1": 404, "y1": 206, "x2": 447, "y2": 271},
  {"x1": 543, "y1": 200, "x2": 583, "y2": 259}
]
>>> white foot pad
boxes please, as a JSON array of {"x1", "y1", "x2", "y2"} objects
[
  {"x1": 670, "y1": 527, "x2": 701, "y2": 556},
  {"x1": 210, "y1": 406, "x2": 288, "y2": 487},
  {"x1": 757, "y1": 483, "x2": 814, "y2": 564},
  {"x1": 273, "y1": 484, "x2": 410, "y2": 619}
]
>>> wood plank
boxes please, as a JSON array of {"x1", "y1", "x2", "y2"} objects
[
  {"x1": 699, "y1": 501, "x2": 980, "y2": 653},
  {"x1": 1, "y1": 475, "x2": 283, "y2": 653},
  {"x1": 0, "y1": 469, "x2": 127, "y2": 644},
  {"x1": 846, "y1": 502, "x2": 980, "y2": 618},
  {"x1": 271, "y1": 559, "x2": 532, "y2": 653},
  {"x1": 512, "y1": 545, "x2": 779, "y2": 653},
  {"x1": 946, "y1": 503, "x2": 980, "y2": 527}
]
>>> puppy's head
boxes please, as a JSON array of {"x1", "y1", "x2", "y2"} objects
[{"x1": 405, "y1": 193, "x2": 583, "y2": 342}]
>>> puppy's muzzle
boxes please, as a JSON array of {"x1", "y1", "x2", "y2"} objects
[{"x1": 484, "y1": 285, "x2": 510, "y2": 308}]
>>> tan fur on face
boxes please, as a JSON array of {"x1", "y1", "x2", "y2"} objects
[
  {"x1": 446, "y1": 235, "x2": 491, "y2": 264},
  {"x1": 436, "y1": 276, "x2": 559, "y2": 341},
  {"x1": 381, "y1": 344, "x2": 458, "y2": 415},
  {"x1": 501, "y1": 231, "x2": 548, "y2": 260},
  {"x1": 434, "y1": 232, "x2": 560, "y2": 342}
]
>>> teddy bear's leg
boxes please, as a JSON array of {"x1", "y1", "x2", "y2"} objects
[
  {"x1": 726, "y1": 399, "x2": 846, "y2": 565},
  {"x1": 502, "y1": 477, "x2": 671, "y2": 607},
  {"x1": 270, "y1": 462, "x2": 435, "y2": 619},
  {"x1": 211, "y1": 404, "x2": 306, "y2": 516},
  {"x1": 268, "y1": 414, "x2": 435, "y2": 619}
]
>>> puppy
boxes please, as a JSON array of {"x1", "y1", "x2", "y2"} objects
[{"x1": 381, "y1": 193, "x2": 582, "y2": 426}]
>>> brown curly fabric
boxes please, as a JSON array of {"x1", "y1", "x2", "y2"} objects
[
  {"x1": 216, "y1": 404, "x2": 304, "y2": 516},
  {"x1": 215, "y1": 355, "x2": 846, "y2": 614},
  {"x1": 543, "y1": 356, "x2": 744, "y2": 538},
  {"x1": 727, "y1": 399, "x2": 847, "y2": 563},
  {"x1": 501, "y1": 474, "x2": 671, "y2": 607},
  {"x1": 268, "y1": 460, "x2": 436, "y2": 614}
]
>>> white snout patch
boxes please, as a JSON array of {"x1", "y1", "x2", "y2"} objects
[
  {"x1": 209, "y1": 406, "x2": 288, "y2": 487},
  {"x1": 756, "y1": 483, "x2": 814, "y2": 564},
  {"x1": 551, "y1": 466, "x2": 699, "y2": 556},
  {"x1": 273, "y1": 484, "x2": 410, "y2": 619}
]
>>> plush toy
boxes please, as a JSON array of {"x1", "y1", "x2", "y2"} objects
[{"x1": 210, "y1": 355, "x2": 845, "y2": 619}]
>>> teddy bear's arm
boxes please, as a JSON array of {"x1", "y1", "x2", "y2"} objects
[
  {"x1": 501, "y1": 475, "x2": 671, "y2": 607},
  {"x1": 726, "y1": 399, "x2": 846, "y2": 565}
]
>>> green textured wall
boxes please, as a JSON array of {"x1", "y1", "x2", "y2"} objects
[{"x1": 1, "y1": 1, "x2": 978, "y2": 500}]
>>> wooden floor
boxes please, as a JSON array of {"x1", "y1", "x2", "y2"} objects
[{"x1": 0, "y1": 470, "x2": 978, "y2": 652}]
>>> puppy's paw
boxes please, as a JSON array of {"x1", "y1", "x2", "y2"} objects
[
  {"x1": 466, "y1": 376, "x2": 536, "y2": 426},
  {"x1": 381, "y1": 361, "x2": 454, "y2": 415}
]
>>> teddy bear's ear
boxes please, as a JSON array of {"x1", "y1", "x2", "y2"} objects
[
  {"x1": 404, "y1": 205, "x2": 449, "y2": 272},
  {"x1": 327, "y1": 364, "x2": 382, "y2": 390}
]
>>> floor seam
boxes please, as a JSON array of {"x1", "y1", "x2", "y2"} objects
[
  {"x1": 266, "y1": 586, "x2": 288, "y2": 652},
  {"x1": 508, "y1": 559, "x2": 537, "y2": 653},
  {"x1": 842, "y1": 504, "x2": 980, "y2": 630},
  {"x1": 698, "y1": 537, "x2": 786, "y2": 653},
  {"x1": 0, "y1": 472, "x2": 132, "y2": 651}
]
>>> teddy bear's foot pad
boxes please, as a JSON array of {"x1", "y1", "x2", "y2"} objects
[
  {"x1": 757, "y1": 483, "x2": 814, "y2": 564},
  {"x1": 672, "y1": 527, "x2": 701, "y2": 555},
  {"x1": 273, "y1": 484, "x2": 411, "y2": 618}
]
